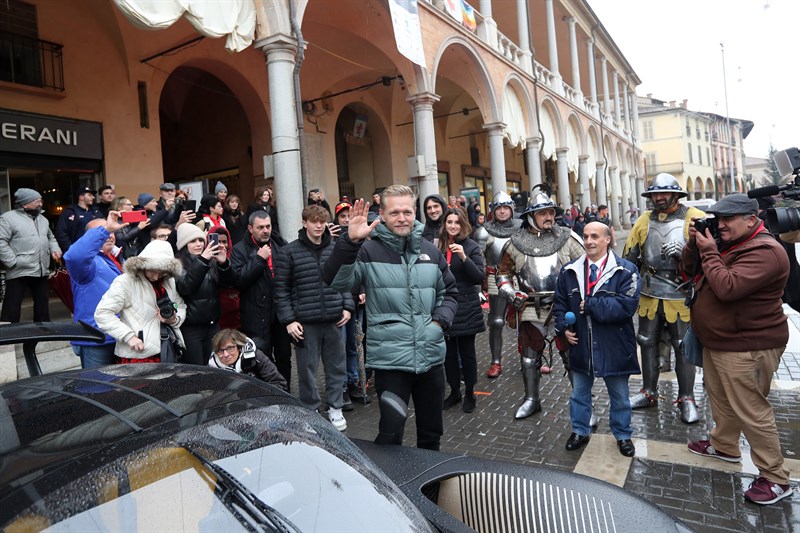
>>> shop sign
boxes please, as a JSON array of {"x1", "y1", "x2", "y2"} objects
[{"x1": 0, "y1": 109, "x2": 103, "y2": 160}]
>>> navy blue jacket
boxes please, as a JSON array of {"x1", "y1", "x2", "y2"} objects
[{"x1": 553, "y1": 252, "x2": 641, "y2": 378}]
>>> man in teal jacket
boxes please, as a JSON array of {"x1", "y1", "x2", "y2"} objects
[{"x1": 323, "y1": 185, "x2": 458, "y2": 450}]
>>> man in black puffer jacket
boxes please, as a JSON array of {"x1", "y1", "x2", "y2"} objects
[
  {"x1": 274, "y1": 205, "x2": 355, "y2": 432},
  {"x1": 231, "y1": 210, "x2": 291, "y2": 386}
]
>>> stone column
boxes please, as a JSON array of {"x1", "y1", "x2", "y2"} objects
[
  {"x1": 623, "y1": 84, "x2": 631, "y2": 134},
  {"x1": 636, "y1": 174, "x2": 646, "y2": 212},
  {"x1": 478, "y1": 0, "x2": 498, "y2": 48},
  {"x1": 484, "y1": 122, "x2": 508, "y2": 197},
  {"x1": 595, "y1": 161, "x2": 607, "y2": 207},
  {"x1": 407, "y1": 92, "x2": 441, "y2": 207},
  {"x1": 545, "y1": 0, "x2": 561, "y2": 87},
  {"x1": 578, "y1": 155, "x2": 590, "y2": 209},
  {"x1": 619, "y1": 169, "x2": 630, "y2": 228},
  {"x1": 516, "y1": 0, "x2": 533, "y2": 73},
  {"x1": 555, "y1": 148, "x2": 571, "y2": 208},
  {"x1": 613, "y1": 71, "x2": 621, "y2": 125},
  {"x1": 565, "y1": 17, "x2": 582, "y2": 99},
  {"x1": 608, "y1": 165, "x2": 621, "y2": 229},
  {"x1": 526, "y1": 137, "x2": 543, "y2": 187},
  {"x1": 632, "y1": 88, "x2": 640, "y2": 139},
  {"x1": 600, "y1": 56, "x2": 610, "y2": 117},
  {"x1": 586, "y1": 38, "x2": 598, "y2": 108},
  {"x1": 256, "y1": 35, "x2": 304, "y2": 238}
]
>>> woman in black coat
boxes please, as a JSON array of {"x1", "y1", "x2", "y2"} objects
[
  {"x1": 175, "y1": 223, "x2": 234, "y2": 365},
  {"x1": 439, "y1": 208, "x2": 486, "y2": 413},
  {"x1": 222, "y1": 194, "x2": 248, "y2": 244}
]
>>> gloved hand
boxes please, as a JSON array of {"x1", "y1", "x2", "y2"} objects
[
  {"x1": 660, "y1": 241, "x2": 683, "y2": 259},
  {"x1": 512, "y1": 291, "x2": 528, "y2": 310}
]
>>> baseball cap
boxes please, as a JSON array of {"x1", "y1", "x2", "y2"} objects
[
  {"x1": 335, "y1": 201, "x2": 352, "y2": 218},
  {"x1": 76, "y1": 187, "x2": 95, "y2": 197}
]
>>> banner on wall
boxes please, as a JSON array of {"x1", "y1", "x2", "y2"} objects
[
  {"x1": 443, "y1": 0, "x2": 477, "y2": 32},
  {"x1": 388, "y1": 0, "x2": 426, "y2": 68}
]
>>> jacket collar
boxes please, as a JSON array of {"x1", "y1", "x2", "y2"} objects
[
  {"x1": 375, "y1": 220, "x2": 424, "y2": 255},
  {"x1": 565, "y1": 251, "x2": 621, "y2": 296}
]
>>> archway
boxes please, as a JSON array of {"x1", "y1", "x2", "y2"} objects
[
  {"x1": 334, "y1": 103, "x2": 392, "y2": 201},
  {"x1": 160, "y1": 66, "x2": 254, "y2": 201}
]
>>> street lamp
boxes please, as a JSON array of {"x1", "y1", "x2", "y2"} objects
[{"x1": 721, "y1": 43, "x2": 736, "y2": 193}]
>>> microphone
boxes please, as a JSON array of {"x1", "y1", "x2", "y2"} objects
[
  {"x1": 564, "y1": 311, "x2": 577, "y2": 332},
  {"x1": 747, "y1": 185, "x2": 783, "y2": 198}
]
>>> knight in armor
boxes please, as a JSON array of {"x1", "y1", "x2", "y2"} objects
[
  {"x1": 623, "y1": 173, "x2": 705, "y2": 424},
  {"x1": 472, "y1": 192, "x2": 522, "y2": 378},
  {"x1": 496, "y1": 187, "x2": 584, "y2": 419}
]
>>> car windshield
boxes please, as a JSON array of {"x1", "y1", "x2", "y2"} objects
[{"x1": 5, "y1": 404, "x2": 431, "y2": 532}]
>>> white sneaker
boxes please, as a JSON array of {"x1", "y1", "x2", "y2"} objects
[{"x1": 328, "y1": 408, "x2": 347, "y2": 431}]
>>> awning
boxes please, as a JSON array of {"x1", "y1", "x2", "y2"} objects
[
  {"x1": 113, "y1": 0, "x2": 256, "y2": 52},
  {"x1": 539, "y1": 107, "x2": 557, "y2": 160},
  {"x1": 502, "y1": 86, "x2": 527, "y2": 149}
]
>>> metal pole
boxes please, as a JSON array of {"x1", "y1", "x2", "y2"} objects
[{"x1": 721, "y1": 43, "x2": 736, "y2": 193}]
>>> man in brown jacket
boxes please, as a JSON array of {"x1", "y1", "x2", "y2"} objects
[{"x1": 682, "y1": 193, "x2": 792, "y2": 506}]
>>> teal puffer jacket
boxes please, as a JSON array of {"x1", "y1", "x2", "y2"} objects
[{"x1": 323, "y1": 221, "x2": 458, "y2": 373}]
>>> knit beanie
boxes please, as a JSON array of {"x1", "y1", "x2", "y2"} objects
[
  {"x1": 14, "y1": 188, "x2": 41, "y2": 206},
  {"x1": 138, "y1": 192, "x2": 155, "y2": 207},
  {"x1": 215, "y1": 181, "x2": 227, "y2": 194},
  {"x1": 176, "y1": 222, "x2": 207, "y2": 250}
]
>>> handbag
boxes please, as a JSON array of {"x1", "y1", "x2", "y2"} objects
[
  {"x1": 682, "y1": 325, "x2": 703, "y2": 367},
  {"x1": 160, "y1": 324, "x2": 184, "y2": 363}
]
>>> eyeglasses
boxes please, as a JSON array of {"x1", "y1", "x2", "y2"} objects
[
  {"x1": 122, "y1": 202, "x2": 133, "y2": 207},
  {"x1": 155, "y1": 233, "x2": 171, "y2": 240},
  {"x1": 214, "y1": 345, "x2": 239, "y2": 356}
]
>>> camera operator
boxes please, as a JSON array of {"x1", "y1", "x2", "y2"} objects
[
  {"x1": 758, "y1": 197, "x2": 800, "y2": 312},
  {"x1": 95, "y1": 239, "x2": 187, "y2": 363},
  {"x1": 682, "y1": 193, "x2": 793, "y2": 505}
]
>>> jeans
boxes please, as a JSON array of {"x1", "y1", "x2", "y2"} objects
[
  {"x1": 73, "y1": 343, "x2": 116, "y2": 369},
  {"x1": 294, "y1": 322, "x2": 346, "y2": 411},
  {"x1": 570, "y1": 371, "x2": 632, "y2": 440},
  {"x1": 374, "y1": 365, "x2": 445, "y2": 450},
  {"x1": 445, "y1": 334, "x2": 477, "y2": 394}
]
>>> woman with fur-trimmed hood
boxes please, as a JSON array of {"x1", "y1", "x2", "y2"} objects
[{"x1": 95, "y1": 240, "x2": 187, "y2": 362}]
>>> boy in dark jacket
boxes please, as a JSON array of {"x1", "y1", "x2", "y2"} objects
[
  {"x1": 274, "y1": 205, "x2": 354, "y2": 431},
  {"x1": 553, "y1": 222, "x2": 641, "y2": 458}
]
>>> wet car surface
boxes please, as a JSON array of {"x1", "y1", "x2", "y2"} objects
[{"x1": 0, "y1": 364, "x2": 691, "y2": 532}]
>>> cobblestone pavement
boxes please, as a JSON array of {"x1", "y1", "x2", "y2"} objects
[{"x1": 336, "y1": 313, "x2": 800, "y2": 533}]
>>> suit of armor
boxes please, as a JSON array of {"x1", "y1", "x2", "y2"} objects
[
  {"x1": 624, "y1": 174, "x2": 703, "y2": 424},
  {"x1": 473, "y1": 203, "x2": 521, "y2": 379},
  {"x1": 496, "y1": 193, "x2": 584, "y2": 419}
]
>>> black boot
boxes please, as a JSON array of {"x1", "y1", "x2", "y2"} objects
[
  {"x1": 462, "y1": 391, "x2": 476, "y2": 413},
  {"x1": 443, "y1": 390, "x2": 462, "y2": 410}
]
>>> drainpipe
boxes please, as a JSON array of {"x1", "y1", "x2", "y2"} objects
[{"x1": 288, "y1": 0, "x2": 308, "y2": 199}]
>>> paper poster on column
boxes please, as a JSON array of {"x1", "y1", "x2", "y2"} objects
[{"x1": 388, "y1": 0, "x2": 426, "y2": 68}]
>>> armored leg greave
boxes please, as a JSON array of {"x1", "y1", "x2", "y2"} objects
[
  {"x1": 515, "y1": 348, "x2": 542, "y2": 419},
  {"x1": 667, "y1": 319, "x2": 700, "y2": 424},
  {"x1": 630, "y1": 315, "x2": 662, "y2": 408},
  {"x1": 486, "y1": 295, "x2": 506, "y2": 378}
]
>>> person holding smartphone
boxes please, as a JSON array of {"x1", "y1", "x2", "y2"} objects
[{"x1": 174, "y1": 223, "x2": 234, "y2": 365}]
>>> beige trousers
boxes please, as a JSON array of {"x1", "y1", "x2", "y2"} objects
[{"x1": 703, "y1": 346, "x2": 789, "y2": 485}]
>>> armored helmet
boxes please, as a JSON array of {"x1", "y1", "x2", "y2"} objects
[
  {"x1": 642, "y1": 173, "x2": 688, "y2": 198},
  {"x1": 490, "y1": 191, "x2": 515, "y2": 214},
  {"x1": 521, "y1": 185, "x2": 557, "y2": 216}
]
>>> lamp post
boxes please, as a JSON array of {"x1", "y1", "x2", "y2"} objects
[{"x1": 721, "y1": 43, "x2": 736, "y2": 193}]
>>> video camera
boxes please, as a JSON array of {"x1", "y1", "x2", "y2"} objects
[{"x1": 747, "y1": 147, "x2": 800, "y2": 233}]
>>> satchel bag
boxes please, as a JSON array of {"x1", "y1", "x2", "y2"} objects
[{"x1": 682, "y1": 325, "x2": 703, "y2": 367}]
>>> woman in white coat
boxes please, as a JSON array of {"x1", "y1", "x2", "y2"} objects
[{"x1": 95, "y1": 239, "x2": 187, "y2": 363}]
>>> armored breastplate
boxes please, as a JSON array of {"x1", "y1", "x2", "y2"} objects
[
  {"x1": 642, "y1": 216, "x2": 686, "y2": 299},
  {"x1": 518, "y1": 252, "x2": 561, "y2": 294}
]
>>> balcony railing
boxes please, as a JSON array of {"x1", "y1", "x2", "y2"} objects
[{"x1": 0, "y1": 31, "x2": 64, "y2": 91}]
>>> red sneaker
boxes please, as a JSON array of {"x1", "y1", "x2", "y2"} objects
[
  {"x1": 744, "y1": 477, "x2": 793, "y2": 505},
  {"x1": 486, "y1": 363, "x2": 502, "y2": 379},
  {"x1": 687, "y1": 440, "x2": 741, "y2": 463}
]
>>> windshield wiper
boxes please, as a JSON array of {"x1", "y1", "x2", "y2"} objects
[{"x1": 183, "y1": 446, "x2": 299, "y2": 533}]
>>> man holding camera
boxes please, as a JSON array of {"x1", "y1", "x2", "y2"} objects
[
  {"x1": 682, "y1": 193, "x2": 792, "y2": 505},
  {"x1": 623, "y1": 173, "x2": 705, "y2": 423}
]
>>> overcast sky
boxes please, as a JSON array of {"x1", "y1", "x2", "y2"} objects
[{"x1": 589, "y1": 0, "x2": 798, "y2": 160}]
